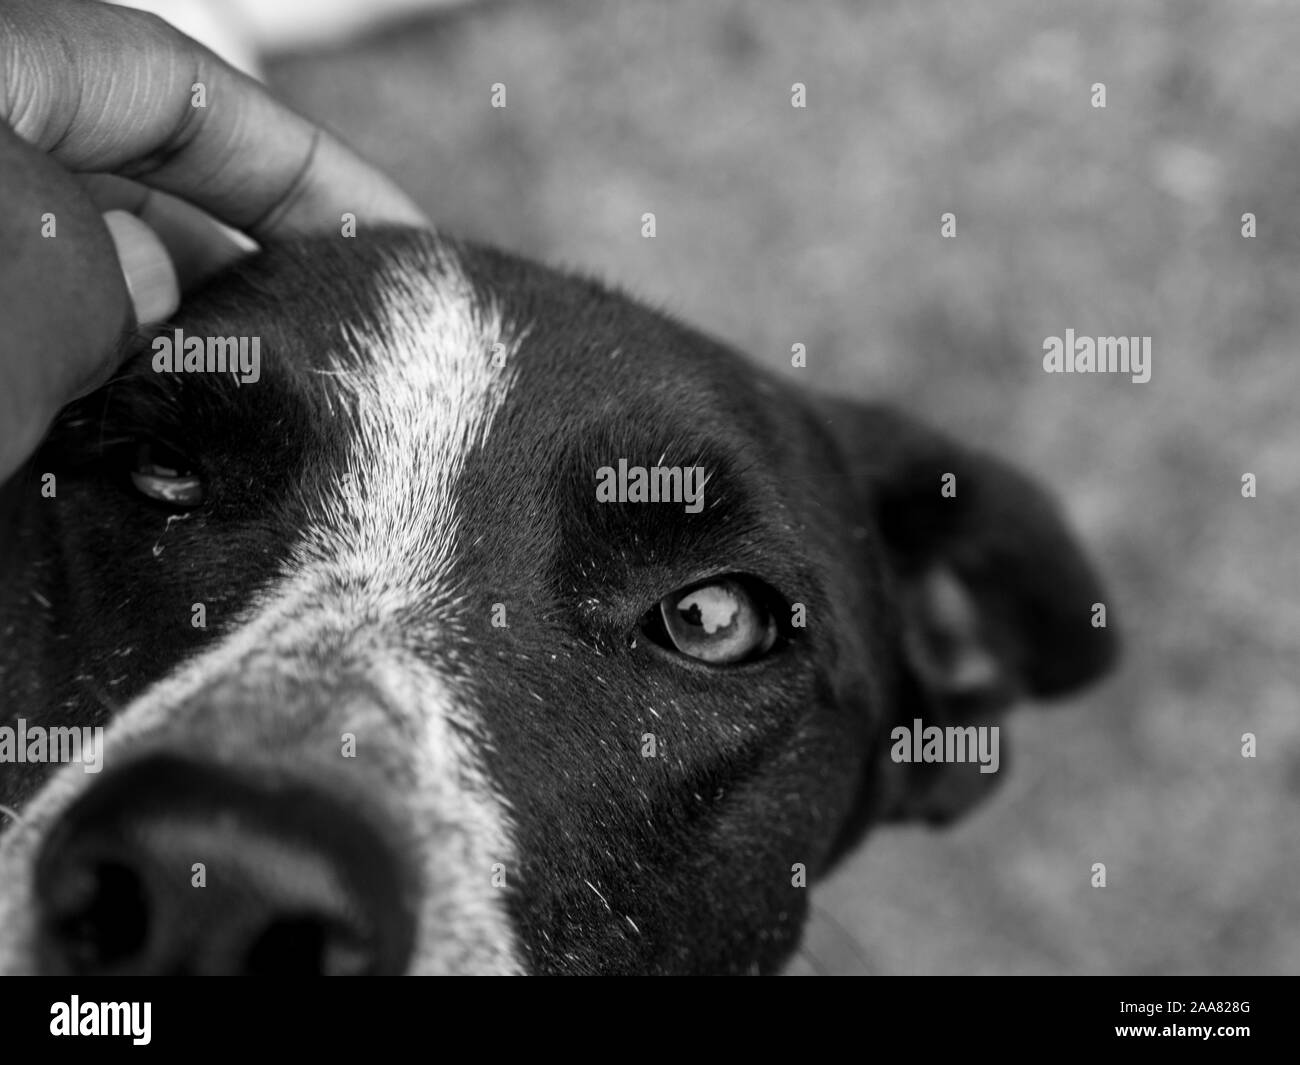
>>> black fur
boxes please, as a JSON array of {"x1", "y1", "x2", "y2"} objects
[{"x1": 0, "y1": 229, "x2": 1116, "y2": 974}]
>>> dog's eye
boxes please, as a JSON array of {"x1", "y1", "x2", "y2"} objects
[
  {"x1": 130, "y1": 442, "x2": 203, "y2": 506},
  {"x1": 645, "y1": 577, "x2": 779, "y2": 665}
]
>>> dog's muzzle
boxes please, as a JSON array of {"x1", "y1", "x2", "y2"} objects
[{"x1": 30, "y1": 754, "x2": 418, "y2": 975}]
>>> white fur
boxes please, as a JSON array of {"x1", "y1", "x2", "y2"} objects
[{"x1": 0, "y1": 239, "x2": 524, "y2": 974}]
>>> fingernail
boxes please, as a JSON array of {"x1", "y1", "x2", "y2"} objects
[{"x1": 102, "y1": 209, "x2": 179, "y2": 326}]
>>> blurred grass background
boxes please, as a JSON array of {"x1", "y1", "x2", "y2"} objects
[{"x1": 267, "y1": 0, "x2": 1300, "y2": 974}]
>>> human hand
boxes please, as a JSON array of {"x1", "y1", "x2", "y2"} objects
[{"x1": 0, "y1": 0, "x2": 428, "y2": 482}]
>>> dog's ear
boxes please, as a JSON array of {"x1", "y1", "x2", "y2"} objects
[{"x1": 816, "y1": 398, "x2": 1119, "y2": 825}]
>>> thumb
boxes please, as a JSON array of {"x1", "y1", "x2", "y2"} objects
[
  {"x1": 0, "y1": 122, "x2": 178, "y2": 482},
  {"x1": 89, "y1": 210, "x2": 180, "y2": 393}
]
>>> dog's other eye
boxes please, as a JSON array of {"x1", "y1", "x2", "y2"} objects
[
  {"x1": 647, "y1": 577, "x2": 779, "y2": 665},
  {"x1": 130, "y1": 442, "x2": 203, "y2": 506}
]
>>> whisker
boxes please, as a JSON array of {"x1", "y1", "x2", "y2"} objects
[{"x1": 78, "y1": 675, "x2": 125, "y2": 718}]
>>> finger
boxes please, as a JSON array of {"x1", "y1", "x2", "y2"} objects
[
  {"x1": 0, "y1": 0, "x2": 428, "y2": 241},
  {"x1": 100, "y1": 210, "x2": 181, "y2": 344},
  {"x1": 82, "y1": 174, "x2": 255, "y2": 291},
  {"x1": 0, "y1": 125, "x2": 130, "y2": 481},
  {"x1": 0, "y1": 127, "x2": 176, "y2": 483}
]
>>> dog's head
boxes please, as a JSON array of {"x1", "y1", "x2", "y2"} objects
[{"x1": 0, "y1": 229, "x2": 1116, "y2": 974}]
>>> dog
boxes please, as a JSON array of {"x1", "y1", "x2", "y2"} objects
[{"x1": 0, "y1": 228, "x2": 1117, "y2": 974}]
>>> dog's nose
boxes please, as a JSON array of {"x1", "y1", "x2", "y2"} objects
[{"x1": 32, "y1": 755, "x2": 416, "y2": 975}]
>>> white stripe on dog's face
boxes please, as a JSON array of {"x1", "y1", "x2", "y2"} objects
[
  {"x1": 297, "y1": 242, "x2": 519, "y2": 624},
  {"x1": 0, "y1": 238, "x2": 524, "y2": 974}
]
